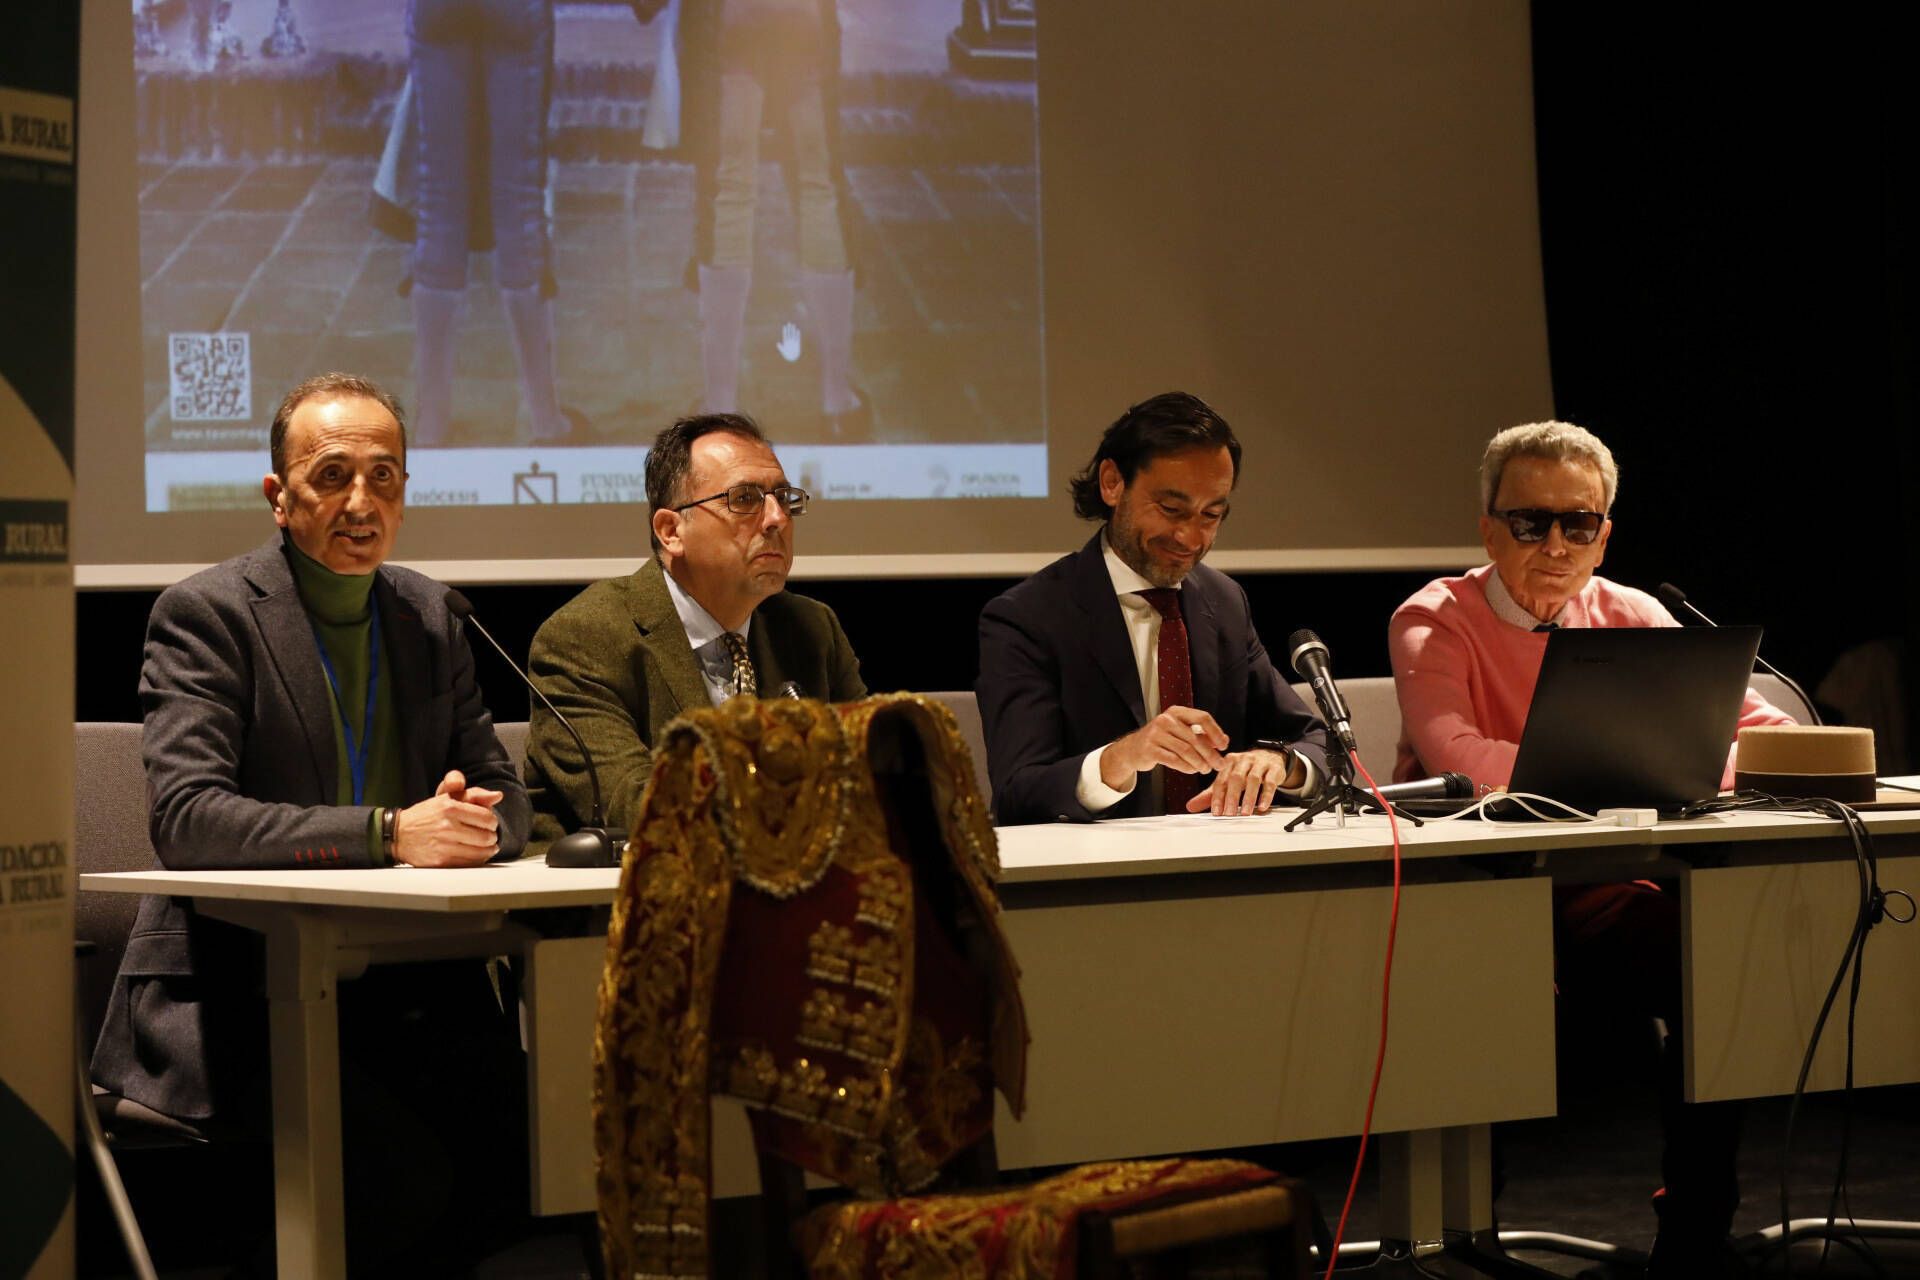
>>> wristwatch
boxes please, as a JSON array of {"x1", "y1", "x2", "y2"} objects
[{"x1": 381, "y1": 806, "x2": 399, "y2": 864}]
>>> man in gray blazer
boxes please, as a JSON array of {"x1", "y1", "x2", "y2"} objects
[
  {"x1": 525, "y1": 413, "x2": 866, "y2": 853},
  {"x1": 92, "y1": 372, "x2": 531, "y2": 1271}
]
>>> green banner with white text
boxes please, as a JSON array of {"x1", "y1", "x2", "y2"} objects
[{"x1": 0, "y1": 3, "x2": 79, "y2": 1276}]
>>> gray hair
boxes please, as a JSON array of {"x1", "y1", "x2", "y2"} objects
[{"x1": 1480, "y1": 421, "x2": 1618, "y2": 513}]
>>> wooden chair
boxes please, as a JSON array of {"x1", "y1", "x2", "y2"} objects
[{"x1": 592, "y1": 694, "x2": 1315, "y2": 1278}]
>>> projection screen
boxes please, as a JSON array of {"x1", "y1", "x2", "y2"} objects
[{"x1": 74, "y1": 0, "x2": 1551, "y2": 583}]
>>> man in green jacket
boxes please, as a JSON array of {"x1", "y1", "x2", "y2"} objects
[{"x1": 525, "y1": 413, "x2": 867, "y2": 852}]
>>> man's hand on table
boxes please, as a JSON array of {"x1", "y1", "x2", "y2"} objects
[
  {"x1": 1099, "y1": 706, "x2": 1229, "y2": 792},
  {"x1": 1186, "y1": 747, "x2": 1303, "y2": 817},
  {"x1": 393, "y1": 770, "x2": 502, "y2": 867}
]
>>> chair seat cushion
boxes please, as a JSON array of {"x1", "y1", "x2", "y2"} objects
[{"x1": 797, "y1": 1156, "x2": 1279, "y2": 1278}]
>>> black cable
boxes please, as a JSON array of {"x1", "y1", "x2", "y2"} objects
[
  {"x1": 1813, "y1": 811, "x2": 1873, "y2": 1280},
  {"x1": 1838, "y1": 1169, "x2": 1889, "y2": 1280},
  {"x1": 1598, "y1": 790, "x2": 1912, "y2": 1273},
  {"x1": 1776, "y1": 797, "x2": 1858, "y2": 1277},
  {"x1": 1771, "y1": 797, "x2": 1883, "y2": 1280},
  {"x1": 1677, "y1": 791, "x2": 1902, "y2": 1278}
]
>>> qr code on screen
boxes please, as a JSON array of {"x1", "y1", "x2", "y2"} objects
[{"x1": 169, "y1": 333, "x2": 252, "y2": 421}]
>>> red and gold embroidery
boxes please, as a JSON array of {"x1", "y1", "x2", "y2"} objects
[{"x1": 592, "y1": 695, "x2": 1031, "y2": 1280}]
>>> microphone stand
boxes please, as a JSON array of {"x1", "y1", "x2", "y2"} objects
[
  {"x1": 1282, "y1": 721, "x2": 1428, "y2": 832},
  {"x1": 1284, "y1": 736, "x2": 1422, "y2": 832},
  {"x1": 448, "y1": 592, "x2": 627, "y2": 867},
  {"x1": 1285, "y1": 737, "x2": 1355, "y2": 831}
]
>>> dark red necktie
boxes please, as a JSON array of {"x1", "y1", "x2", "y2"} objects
[{"x1": 1139, "y1": 588, "x2": 1203, "y2": 814}]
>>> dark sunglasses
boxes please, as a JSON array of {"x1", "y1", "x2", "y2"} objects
[{"x1": 1488, "y1": 507, "x2": 1606, "y2": 545}]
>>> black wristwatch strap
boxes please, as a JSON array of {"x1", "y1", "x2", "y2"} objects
[{"x1": 381, "y1": 806, "x2": 399, "y2": 864}]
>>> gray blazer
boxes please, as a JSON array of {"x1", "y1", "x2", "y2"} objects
[{"x1": 91, "y1": 539, "x2": 530, "y2": 1121}]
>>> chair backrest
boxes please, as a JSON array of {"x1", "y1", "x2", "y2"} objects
[
  {"x1": 1290, "y1": 676, "x2": 1404, "y2": 775},
  {"x1": 920, "y1": 691, "x2": 991, "y2": 813},
  {"x1": 74, "y1": 722, "x2": 160, "y2": 1050},
  {"x1": 494, "y1": 719, "x2": 530, "y2": 780},
  {"x1": 1749, "y1": 672, "x2": 1813, "y2": 725}
]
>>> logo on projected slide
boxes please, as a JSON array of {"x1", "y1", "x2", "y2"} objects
[
  {"x1": 513, "y1": 462, "x2": 558, "y2": 504},
  {"x1": 579, "y1": 472, "x2": 647, "y2": 503}
]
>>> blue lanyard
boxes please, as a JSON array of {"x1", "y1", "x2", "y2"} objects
[{"x1": 310, "y1": 593, "x2": 381, "y2": 805}]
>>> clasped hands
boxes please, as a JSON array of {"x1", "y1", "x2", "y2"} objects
[
  {"x1": 1100, "y1": 706, "x2": 1304, "y2": 816},
  {"x1": 393, "y1": 770, "x2": 503, "y2": 867}
]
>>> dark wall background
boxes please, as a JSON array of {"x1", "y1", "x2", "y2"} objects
[
  {"x1": 75, "y1": 8, "x2": 1919, "y2": 756},
  {"x1": 1528, "y1": 6, "x2": 1918, "y2": 746}
]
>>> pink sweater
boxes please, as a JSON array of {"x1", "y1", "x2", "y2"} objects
[{"x1": 1389, "y1": 565, "x2": 1794, "y2": 789}]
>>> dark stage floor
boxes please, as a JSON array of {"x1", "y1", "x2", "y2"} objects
[{"x1": 78, "y1": 1072, "x2": 1920, "y2": 1278}]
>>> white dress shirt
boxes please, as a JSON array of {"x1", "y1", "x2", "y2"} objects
[
  {"x1": 663, "y1": 566, "x2": 755, "y2": 706},
  {"x1": 1074, "y1": 536, "x2": 1316, "y2": 813}
]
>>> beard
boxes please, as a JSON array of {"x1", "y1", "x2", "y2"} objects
[{"x1": 1107, "y1": 507, "x2": 1197, "y2": 588}]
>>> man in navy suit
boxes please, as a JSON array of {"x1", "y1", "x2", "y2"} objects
[{"x1": 977, "y1": 392, "x2": 1329, "y2": 824}]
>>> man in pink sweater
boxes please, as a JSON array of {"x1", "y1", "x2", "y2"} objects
[
  {"x1": 1389, "y1": 422, "x2": 1794, "y2": 1277},
  {"x1": 1390, "y1": 435, "x2": 1791, "y2": 790}
]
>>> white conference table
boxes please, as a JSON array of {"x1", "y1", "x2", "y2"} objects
[{"x1": 81, "y1": 805, "x2": 1920, "y2": 1279}]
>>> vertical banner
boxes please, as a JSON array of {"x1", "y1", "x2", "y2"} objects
[{"x1": 0, "y1": 3, "x2": 79, "y2": 1277}]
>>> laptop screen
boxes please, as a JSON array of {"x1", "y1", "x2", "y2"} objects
[{"x1": 1507, "y1": 625, "x2": 1763, "y2": 812}]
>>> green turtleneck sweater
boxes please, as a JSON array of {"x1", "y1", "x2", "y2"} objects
[{"x1": 288, "y1": 543, "x2": 405, "y2": 861}]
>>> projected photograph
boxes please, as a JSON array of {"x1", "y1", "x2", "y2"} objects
[{"x1": 135, "y1": 0, "x2": 1043, "y2": 509}]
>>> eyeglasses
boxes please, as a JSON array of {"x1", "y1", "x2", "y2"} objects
[
  {"x1": 1488, "y1": 507, "x2": 1606, "y2": 545},
  {"x1": 673, "y1": 483, "x2": 811, "y2": 517}
]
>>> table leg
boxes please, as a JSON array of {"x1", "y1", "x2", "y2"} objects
[
  {"x1": 522, "y1": 935, "x2": 603, "y2": 1217},
  {"x1": 1441, "y1": 1124, "x2": 1494, "y2": 1234},
  {"x1": 261, "y1": 910, "x2": 348, "y2": 1280},
  {"x1": 1378, "y1": 1129, "x2": 1445, "y2": 1255}
]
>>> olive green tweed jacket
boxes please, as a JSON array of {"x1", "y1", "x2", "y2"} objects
[{"x1": 523, "y1": 557, "x2": 867, "y2": 855}]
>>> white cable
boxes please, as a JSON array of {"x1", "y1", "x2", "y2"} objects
[{"x1": 1418, "y1": 789, "x2": 1600, "y2": 824}]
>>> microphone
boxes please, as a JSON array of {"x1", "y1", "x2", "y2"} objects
[
  {"x1": 1361, "y1": 771, "x2": 1474, "y2": 809},
  {"x1": 445, "y1": 590, "x2": 627, "y2": 868},
  {"x1": 1655, "y1": 583, "x2": 1823, "y2": 726},
  {"x1": 1287, "y1": 629, "x2": 1360, "y2": 757}
]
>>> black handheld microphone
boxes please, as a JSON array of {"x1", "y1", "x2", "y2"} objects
[
  {"x1": 1655, "y1": 583, "x2": 1823, "y2": 726},
  {"x1": 445, "y1": 590, "x2": 627, "y2": 868},
  {"x1": 1363, "y1": 771, "x2": 1474, "y2": 808},
  {"x1": 1287, "y1": 629, "x2": 1360, "y2": 757}
]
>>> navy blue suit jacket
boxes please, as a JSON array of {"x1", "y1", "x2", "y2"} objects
[{"x1": 976, "y1": 533, "x2": 1329, "y2": 824}]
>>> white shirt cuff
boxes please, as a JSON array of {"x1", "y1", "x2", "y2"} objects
[
  {"x1": 1278, "y1": 749, "x2": 1318, "y2": 799},
  {"x1": 1074, "y1": 744, "x2": 1137, "y2": 813}
]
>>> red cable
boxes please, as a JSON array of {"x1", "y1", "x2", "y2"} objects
[{"x1": 1321, "y1": 753, "x2": 1404, "y2": 1280}]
